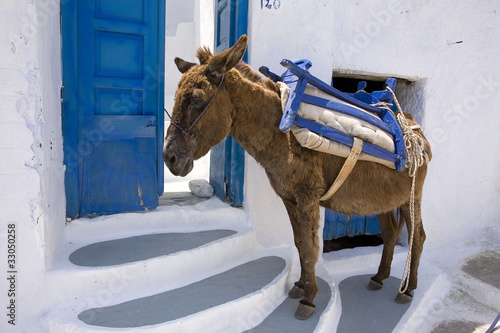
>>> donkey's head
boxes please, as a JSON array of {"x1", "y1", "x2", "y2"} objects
[{"x1": 163, "y1": 35, "x2": 248, "y2": 176}]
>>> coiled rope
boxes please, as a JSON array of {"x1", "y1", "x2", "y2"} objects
[{"x1": 373, "y1": 87, "x2": 426, "y2": 294}]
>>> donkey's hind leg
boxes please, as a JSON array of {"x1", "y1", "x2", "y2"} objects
[
  {"x1": 368, "y1": 210, "x2": 402, "y2": 291},
  {"x1": 396, "y1": 199, "x2": 425, "y2": 303}
]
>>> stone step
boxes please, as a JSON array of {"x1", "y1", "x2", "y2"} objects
[
  {"x1": 245, "y1": 277, "x2": 333, "y2": 333},
  {"x1": 42, "y1": 197, "x2": 340, "y2": 332},
  {"x1": 43, "y1": 250, "x2": 295, "y2": 333},
  {"x1": 46, "y1": 197, "x2": 255, "y2": 308},
  {"x1": 68, "y1": 229, "x2": 238, "y2": 267},
  {"x1": 46, "y1": 229, "x2": 258, "y2": 309}
]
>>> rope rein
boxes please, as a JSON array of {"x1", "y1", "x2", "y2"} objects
[{"x1": 374, "y1": 87, "x2": 426, "y2": 294}]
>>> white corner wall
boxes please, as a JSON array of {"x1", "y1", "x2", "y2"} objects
[
  {"x1": 0, "y1": 0, "x2": 65, "y2": 330},
  {"x1": 246, "y1": 0, "x2": 500, "y2": 247}
]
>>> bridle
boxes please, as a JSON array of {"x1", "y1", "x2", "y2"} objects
[{"x1": 165, "y1": 74, "x2": 225, "y2": 139}]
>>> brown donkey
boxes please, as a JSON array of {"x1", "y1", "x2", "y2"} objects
[{"x1": 163, "y1": 35, "x2": 432, "y2": 320}]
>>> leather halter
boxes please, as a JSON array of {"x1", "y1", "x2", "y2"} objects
[{"x1": 165, "y1": 74, "x2": 225, "y2": 139}]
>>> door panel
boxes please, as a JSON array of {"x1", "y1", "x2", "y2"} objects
[
  {"x1": 323, "y1": 211, "x2": 381, "y2": 240},
  {"x1": 62, "y1": 0, "x2": 164, "y2": 217}
]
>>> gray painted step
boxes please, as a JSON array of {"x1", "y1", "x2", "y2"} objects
[
  {"x1": 337, "y1": 275, "x2": 411, "y2": 332},
  {"x1": 245, "y1": 277, "x2": 331, "y2": 333},
  {"x1": 462, "y1": 250, "x2": 500, "y2": 289},
  {"x1": 69, "y1": 230, "x2": 237, "y2": 267},
  {"x1": 78, "y1": 256, "x2": 287, "y2": 328}
]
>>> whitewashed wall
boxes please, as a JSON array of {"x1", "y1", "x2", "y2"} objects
[
  {"x1": 246, "y1": 0, "x2": 500, "y2": 247},
  {"x1": 0, "y1": 0, "x2": 65, "y2": 330}
]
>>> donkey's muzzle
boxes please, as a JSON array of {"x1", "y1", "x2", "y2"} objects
[{"x1": 163, "y1": 144, "x2": 193, "y2": 177}]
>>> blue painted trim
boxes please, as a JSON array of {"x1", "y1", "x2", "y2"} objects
[
  {"x1": 157, "y1": 0, "x2": 166, "y2": 195},
  {"x1": 61, "y1": 0, "x2": 80, "y2": 218},
  {"x1": 279, "y1": 59, "x2": 311, "y2": 132},
  {"x1": 281, "y1": 59, "x2": 385, "y2": 115},
  {"x1": 371, "y1": 78, "x2": 396, "y2": 103},
  {"x1": 236, "y1": 0, "x2": 248, "y2": 62},
  {"x1": 225, "y1": 0, "x2": 248, "y2": 206}
]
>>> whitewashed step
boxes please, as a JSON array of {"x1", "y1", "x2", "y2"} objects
[
  {"x1": 46, "y1": 229, "x2": 257, "y2": 307},
  {"x1": 43, "y1": 248, "x2": 295, "y2": 333},
  {"x1": 46, "y1": 198, "x2": 254, "y2": 308},
  {"x1": 79, "y1": 256, "x2": 286, "y2": 328}
]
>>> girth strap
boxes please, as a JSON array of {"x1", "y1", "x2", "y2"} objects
[{"x1": 320, "y1": 137, "x2": 363, "y2": 201}]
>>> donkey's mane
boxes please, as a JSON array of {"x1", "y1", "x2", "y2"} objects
[
  {"x1": 196, "y1": 45, "x2": 274, "y2": 89},
  {"x1": 196, "y1": 46, "x2": 212, "y2": 66}
]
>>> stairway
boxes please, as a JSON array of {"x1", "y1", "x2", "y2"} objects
[{"x1": 42, "y1": 195, "x2": 336, "y2": 332}]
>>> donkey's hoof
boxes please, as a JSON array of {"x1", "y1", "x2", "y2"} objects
[
  {"x1": 294, "y1": 300, "x2": 315, "y2": 320},
  {"x1": 288, "y1": 285, "x2": 305, "y2": 299},
  {"x1": 367, "y1": 278, "x2": 383, "y2": 291},
  {"x1": 395, "y1": 292, "x2": 413, "y2": 304}
]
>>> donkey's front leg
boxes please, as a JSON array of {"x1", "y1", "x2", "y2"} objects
[
  {"x1": 286, "y1": 199, "x2": 321, "y2": 320},
  {"x1": 282, "y1": 200, "x2": 307, "y2": 299}
]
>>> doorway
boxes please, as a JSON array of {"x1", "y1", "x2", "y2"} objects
[
  {"x1": 61, "y1": 0, "x2": 247, "y2": 218},
  {"x1": 61, "y1": 0, "x2": 165, "y2": 218}
]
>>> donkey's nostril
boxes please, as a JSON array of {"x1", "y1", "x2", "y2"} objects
[
  {"x1": 168, "y1": 154, "x2": 176, "y2": 165},
  {"x1": 163, "y1": 149, "x2": 176, "y2": 166}
]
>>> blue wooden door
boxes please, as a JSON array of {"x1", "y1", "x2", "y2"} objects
[
  {"x1": 210, "y1": 0, "x2": 248, "y2": 206},
  {"x1": 323, "y1": 211, "x2": 381, "y2": 240},
  {"x1": 62, "y1": 0, "x2": 165, "y2": 218}
]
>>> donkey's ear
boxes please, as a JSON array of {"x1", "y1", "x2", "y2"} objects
[
  {"x1": 208, "y1": 35, "x2": 248, "y2": 78},
  {"x1": 174, "y1": 57, "x2": 197, "y2": 74}
]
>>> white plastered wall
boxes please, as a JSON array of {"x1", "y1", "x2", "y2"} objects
[{"x1": 0, "y1": 0, "x2": 65, "y2": 330}]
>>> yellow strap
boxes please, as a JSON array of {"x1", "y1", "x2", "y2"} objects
[{"x1": 320, "y1": 137, "x2": 363, "y2": 201}]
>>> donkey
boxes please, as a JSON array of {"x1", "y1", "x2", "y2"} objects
[{"x1": 163, "y1": 35, "x2": 432, "y2": 320}]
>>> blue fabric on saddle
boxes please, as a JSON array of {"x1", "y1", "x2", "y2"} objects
[{"x1": 276, "y1": 59, "x2": 407, "y2": 172}]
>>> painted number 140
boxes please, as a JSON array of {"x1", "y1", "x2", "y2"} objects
[{"x1": 261, "y1": 0, "x2": 280, "y2": 10}]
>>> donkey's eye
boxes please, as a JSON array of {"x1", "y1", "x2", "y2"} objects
[{"x1": 190, "y1": 98, "x2": 205, "y2": 108}]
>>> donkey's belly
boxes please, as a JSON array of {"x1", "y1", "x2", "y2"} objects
[{"x1": 321, "y1": 168, "x2": 412, "y2": 215}]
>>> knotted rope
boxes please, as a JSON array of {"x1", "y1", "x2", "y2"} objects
[{"x1": 373, "y1": 87, "x2": 426, "y2": 294}]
